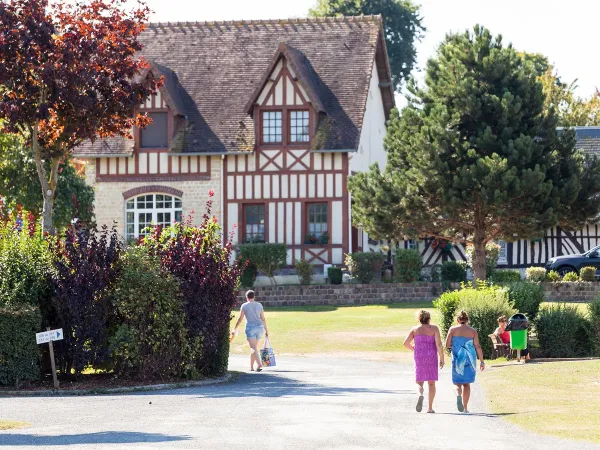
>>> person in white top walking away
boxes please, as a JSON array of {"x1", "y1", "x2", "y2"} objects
[{"x1": 231, "y1": 290, "x2": 270, "y2": 372}]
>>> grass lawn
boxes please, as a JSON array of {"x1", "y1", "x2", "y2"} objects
[
  {"x1": 230, "y1": 302, "x2": 433, "y2": 356},
  {"x1": 481, "y1": 360, "x2": 600, "y2": 444},
  {"x1": 0, "y1": 420, "x2": 29, "y2": 430}
]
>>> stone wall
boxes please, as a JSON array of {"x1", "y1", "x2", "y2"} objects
[
  {"x1": 542, "y1": 282, "x2": 600, "y2": 302},
  {"x1": 238, "y1": 283, "x2": 443, "y2": 307}
]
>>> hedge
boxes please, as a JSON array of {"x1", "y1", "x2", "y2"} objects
[
  {"x1": 505, "y1": 281, "x2": 544, "y2": 321},
  {"x1": 0, "y1": 305, "x2": 41, "y2": 387},
  {"x1": 490, "y1": 270, "x2": 521, "y2": 283},
  {"x1": 535, "y1": 304, "x2": 595, "y2": 357},
  {"x1": 394, "y1": 249, "x2": 422, "y2": 282},
  {"x1": 440, "y1": 261, "x2": 466, "y2": 283},
  {"x1": 239, "y1": 243, "x2": 287, "y2": 285},
  {"x1": 346, "y1": 252, "x2": 386, "y2": 284}
]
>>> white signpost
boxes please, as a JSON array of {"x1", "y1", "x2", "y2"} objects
[{"x1": 36, "y1": 328, "x2": 63, "y2": 389}]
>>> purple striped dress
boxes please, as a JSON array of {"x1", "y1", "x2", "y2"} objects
[{"x1": 414, "y1": 334, "x2": 438, "y2": 382}]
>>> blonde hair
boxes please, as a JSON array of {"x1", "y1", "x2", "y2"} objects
[
  {"x1": 418, "y1": 310, "x2": 431, "y2": 325},
  {"x1": 457, "y1": 310, "x2": 469, "y2": 324},
  {"x1": 497, "y1": 315, "x2": 507, "y2": 324}
]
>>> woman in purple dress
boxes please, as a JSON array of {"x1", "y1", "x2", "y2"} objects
[{"x1": 403, "y1": 310, "x2": 445, "y2": 413}]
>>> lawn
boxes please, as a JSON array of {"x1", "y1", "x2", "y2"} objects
[
  {"x1": 0, "y1": 420, "x2": 29, "y2": 430},
  {"x1": 481, "y1": 360, "x2": 600, "y2": 444},
  {"x1": 230, "y1": 302, "x2": 433, "y2": 356}
]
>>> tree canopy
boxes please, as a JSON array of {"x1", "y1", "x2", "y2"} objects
[
  {"x1": 0, "y1": 0, "x2": 160, "y2": 232},
  {"x1": 309, "y1": 0, "x2": 424, "y2": 91},
  {"x1": 348, "y1": 25, "x2": 600, "y2": 280}
]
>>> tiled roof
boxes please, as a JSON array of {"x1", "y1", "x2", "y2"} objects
[
  {"x1": 74, "y1": 15, "x2": 393, "y2": 156},
  {"x1": 570, "y1": 127, "x2": 600, "y2": 157}
]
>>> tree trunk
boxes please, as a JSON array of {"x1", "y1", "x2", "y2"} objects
[
  {"x1": 472, "y1": 228, "x2": 487, "y2": 283},
  {"x1": 42, "y1": 190, "x2": 56, "y2": 234},
  {"x1": 30, "y1": 124, "x2": 60, "y2": 234}
]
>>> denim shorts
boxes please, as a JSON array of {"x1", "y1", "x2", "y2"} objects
[{"x1": 245, "y1": 324, "x2": 264, "y2": 340}]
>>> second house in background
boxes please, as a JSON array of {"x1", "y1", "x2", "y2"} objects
[{"x1": 73, "y1": 15, "x2": 394, "y2": 266}]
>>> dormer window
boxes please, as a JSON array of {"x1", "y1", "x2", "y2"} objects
[
  {"x1": 290, "y1": 110, "x2": 310, "y2": 143},
  {"x1": 141, "y1": 111, "x2": 168, "y2": 148},
  {"x1": 262, "y1": 111, "x2": 282, "y2": 143}
]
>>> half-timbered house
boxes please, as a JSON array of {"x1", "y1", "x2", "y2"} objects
[
  {"x1": 402, "y1": 127, "x2": 600, "y2": 270},
  {"x1": 73, "y1": 16, "x2": 394, "y2": 266}
]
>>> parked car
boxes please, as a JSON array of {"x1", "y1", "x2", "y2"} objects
[{"x1": 545, "y1": 245, "x2": 600, "y2": 276}]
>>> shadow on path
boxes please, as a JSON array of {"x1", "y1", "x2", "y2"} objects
[
  {"x1": 0, "y1": 431, "x2": 191, "y2": 446},
  {"x1": 434, "y1": 412, "x2": 519, "y2": 418}
]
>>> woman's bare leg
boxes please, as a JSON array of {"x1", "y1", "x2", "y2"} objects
[
  {"x1": 416, "y1": 381, "x2": 424, "y2": 396},
  {"x1": 247, "y1": 338, "x2": 260, "y2": 370},
  {"x1": 462, "y1": 384, "x2": 471, "y2": 411},
  {"x1": 427, "y1": 381, "x2": 436, "y2": 412}
]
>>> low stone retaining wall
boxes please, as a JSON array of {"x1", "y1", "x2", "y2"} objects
[
  {"x1": 542, "y1": 282, "x2": 600, "y2": 302},
  {"x1": 238, "y1": 283, "x2": 443, "y2": 307}
]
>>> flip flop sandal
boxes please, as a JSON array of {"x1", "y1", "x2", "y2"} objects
[
  {"x1": 456, "y1": 395, "x2": 464, "y2": 412},
  {"x1": 256, "y1": 367, "x2": 263, "y2": 372},
  {"x1": 416, "y1": 395, "x2": 424, "y2": 412},
  {"x1": 427, "y1": 410, "x2": 435, "y2": 414}
]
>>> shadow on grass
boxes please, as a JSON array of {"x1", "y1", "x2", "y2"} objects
[
  {"x1": 0, "y1": 431, "x2": 191, "y2": 446},
  {"x1": 386, "y1": 302, "x2": 434, "y2": 309},
  {"x1": 266, "y1": 305, "x2": 339, "y2": 313}
]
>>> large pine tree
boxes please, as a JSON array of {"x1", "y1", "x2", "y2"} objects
[{"x1": 349, "y1": 26, "x2": 600, "y2": 280}]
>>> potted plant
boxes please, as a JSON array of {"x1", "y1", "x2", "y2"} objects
[
  {"x1": 320, "y1": 231, "x2": 330, "y2": 245},
  {"x1": 304, "y1": 234, "x2": 317, "y2": 244}
]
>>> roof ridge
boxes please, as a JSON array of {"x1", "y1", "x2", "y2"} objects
[{"x1": 146, "y1": 15, "x2": 383, "y2": 30}]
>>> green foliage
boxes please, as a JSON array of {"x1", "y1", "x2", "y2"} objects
[
  {"x1": 440, "y1": 261, "x2": 466, "y2": 283},
  {"x1": 110, "y1": 247, "x2": 200, "y2": 380},
  {"x1": 328, "y1": 266, "x2": 343, "y2": 285},
  {"x1": 546, "y1": 270, "x2": 561, "y2": 282},
  {"x1": 238, "y1": 243, "x2": 287, "y2": 284},
  {"x1": 562, "y1": 272, "x2": 579, "y2": 282},
  {"x1": 490, "y1": 270, "x2": 521, "y2": 283},
  {"x1": 0, "y1": 305, "x2": 41, "y2": 387},
  {"x1": 429, "y1": 264, "x2": 441, "y2": 282},
  {"x1": 580, "y1": 266, "x2": 597, "y2": 282},
  {"x1": 505, "y1": 281, "x2": 544, "y2": 321},
  {"x1": 240, "y1": 262, "x2": 257, "y2": 288},
  {"x1": 346, "y1": 252, "x2": 386, "y2": 284},
  {"x1": 0, "y1": 211, "x2": 52, "y2": 308},
  {"x1": 454, "y1": 284, "x2": 517, "y2": 359},
  {"x1": 535, "y1": 304, "x2": 595, "y2": 357},
  {"x1": 525, "y1": 267, "x2": 547, "y2": 282},
  {"x1": 393, "y1": 249, "x2": 422, "y2": 282},
  {"x1": 348, "y1": 25, "x2": 600, "y2": 283},
  {"x1": 467, "y1": 242, "x2": 501, "y2": 278},
  {"x1": 433, "y1": 289, "x2": 462, "y2": 338},
  {"x1": 589, "y1": 297, "x2": 600, "y2": 356},
  {"x1": 309, "y1": 0, "x2": 424, "y2": 91},
  {"x1": 294, "y1": 259, "x2": 314, "y2": 285}
]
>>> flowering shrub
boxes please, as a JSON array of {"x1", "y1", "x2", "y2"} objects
[
  {"x1": 142, "y1": 195, "x2": 243, "y2": 376},
  {"x1": 51, "y1": 225, "x2": 122, "y2": 377}
]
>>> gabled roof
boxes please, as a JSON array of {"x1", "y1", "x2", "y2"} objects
[
  {"x1": 569, "y1": 126, "x2": 600, "y2": 156},
  {"x1": 74, "y1": 15, "x2": 394, "y2": 156}
]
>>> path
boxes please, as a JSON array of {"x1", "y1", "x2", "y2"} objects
[{"x1": 0, "y1": 355, "x2": 597, "y2": 449}]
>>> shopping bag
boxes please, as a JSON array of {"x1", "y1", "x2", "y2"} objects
[{"x1": 260, "y1": 337, "x2": 276, "y2": 367}]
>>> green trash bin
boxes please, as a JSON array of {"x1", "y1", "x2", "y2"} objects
[{"x1": 506, "y1": 313, "x2": 529, "y2": 350}]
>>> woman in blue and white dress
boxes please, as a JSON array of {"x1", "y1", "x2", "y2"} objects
[{"x1": 445, "y1": 311, "x2": 485, "y2": 413}]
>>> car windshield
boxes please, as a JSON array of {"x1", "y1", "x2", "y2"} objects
[{"x1": 584, "y1": 245, "x2": 600, "y2": 256}]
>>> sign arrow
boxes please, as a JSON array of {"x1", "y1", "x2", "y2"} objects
[{"x1": 56, "y1": 330, "x2": 61, "y2": 339}]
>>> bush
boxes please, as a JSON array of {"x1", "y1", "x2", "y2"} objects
[
  {"x1": 562, "y1": 271, "x2": 579, "y2": 282},
  {"x1": 525, "y1": 267, "x2": 546, "y2": 282},
  {"x1": 394, "y1": 249, "x2": 422, "y2": 282},
  {"x1": 490, "y1": 270, "x2": 521, "y2": 283},
  {"x1": 0, "y1": 211, "x2": 52, "y2": 307},
  {"x1": 110, "y1": 247, "x2": 199, "y2": 380},
  {"x1": 51, "y1": 225, "x2": 122, "y2": 378},
  {"x1": 440, "y1": 261, "x2": 466, "y2": 283},
  {"x1": 346, "y1": 252, "x2": 386, "y2": 284},
  {"x1": 0, "y1": 305, "x2": 41, "y2": 387},
  {"x1": 546, "y1": 270, "x2": 560, "y2": 282},
  {"x1": 294, "y1": 259, "x2": 313, "y2": 285},
  {"x1": 589, "y1": 297, "x2": 600, "y2": 356},
  {"x1": 454, "y1": 284, "x2": 516, "y2": 358},
  {"x1": 238, "y1": 243, "x2": 287, "y2": 285},
  {"x1": 430, "y1": 264, "x2": 441, "y2": 282},
  {"x1": 143, "y1": 198, "x2": 242, "y2": 377},
  {"x1": 580, "y1": 266, "x2": 596, "y2": 282},
  {"x1": 535, "y1": 304, "x2": 595, "y2": 357},
  {"x1": 505, "y1": 281, "x2": 544, "y2": 321},
  {"x1": 328, "y1": 267, "x2": 343, "y2": 285},
  {"x1": 433, "y1": 289, "x2": 462, "y2": 338},
  {"x1": 240, "y1": 262, "x2": 257, "y2": 288}
]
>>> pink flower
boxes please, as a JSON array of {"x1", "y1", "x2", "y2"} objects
[{"x1": 208, "y1": 189, "x2": 215, "y2": 198}]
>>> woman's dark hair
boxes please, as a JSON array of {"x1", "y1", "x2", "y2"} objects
[
  {"x1": 497, "y1": 315, "x2": 507, "y2": 324},
  {"x1": 457, "y1": 310, "x2": 469, "y2": 324},
  {"x1": 418, "y1": 310, "x2": 431, "y2": 324}
]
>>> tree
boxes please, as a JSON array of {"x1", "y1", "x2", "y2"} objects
[
  {"x1": 0, "y1": 132, "x2": 94, "y2": 230},
  {"x1": 309, "y1": 0, "x2": 424, "y2": 91},
  {"x1": 0, "y1": 0, "x2": 161, "y2": 233},
  {"x1": 348, "y1": 26, "x2": 600, "y2": 281}
]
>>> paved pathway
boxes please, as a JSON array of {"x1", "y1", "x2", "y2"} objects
[{"x1": 0, "y1": 355, "x2": 597, "y2": 449}]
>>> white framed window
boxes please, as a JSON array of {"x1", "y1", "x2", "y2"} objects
[
  {"x1": 262, "y1": 111, "x2": 282, "y2": 143},
  {"x1": 125, "y1": 193, "x2": 182, "y2": 241},
  {"x1": 407, "y1": 239, "x2": 419, "y2": 250},
  {"x1": 290, "y1": 110, "x2": 310, "y2": 142},
  {"x1": 497, "y1": 240, "x2": 508, "y2": 264}
]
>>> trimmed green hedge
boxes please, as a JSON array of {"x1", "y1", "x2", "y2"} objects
[
  {"x1": 440, "y1": 261, "x2": 466, "y2": 283},
  {"x1": 328, "y1": 267, "x2": 343, "y2": 285},
  {"x1": 490, "y1": 270, "x2": 521, "y2": 283},
  {"x1": 239, "y1": 243, "x2": 287, "y2": 284},
  {"x1": 0, "y1": 305, "x2": 41, "y2": 387},
  {"x1": 346, "y1": 252, "x2": 386, "y2": 284},
  {"x1": 394, "y1": 249, "x2": 422, "y2": 282},
  {"x1": 536, "y1": 304, "x2": 595, "y2": 357}
]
